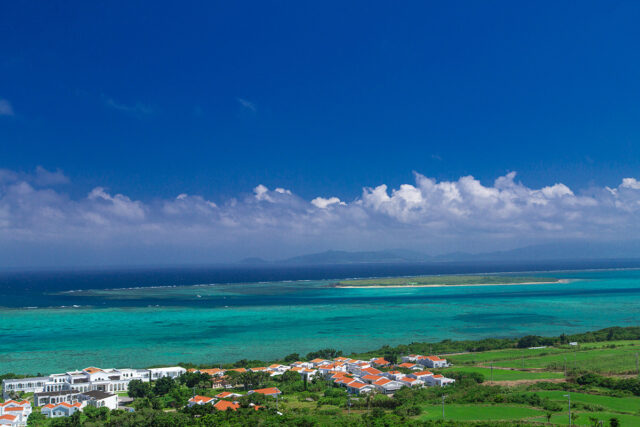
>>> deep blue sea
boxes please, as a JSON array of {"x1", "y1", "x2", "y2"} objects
[{"x1": 2, "y1": 260, "x2": 640, "y2": 374}]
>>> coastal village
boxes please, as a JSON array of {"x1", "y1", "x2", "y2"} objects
[{"x1": 0, "y1": 354, "x2": 453, "y2": 425}]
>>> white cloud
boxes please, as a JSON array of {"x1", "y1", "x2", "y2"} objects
[
  {"x1": 34, "y1": 166, "x2": 70, "y2": 186},
  {"x1": 104, "y1": 97, "x2": 153, "y2": 115},
  {"x1": 237, "y1": 97, "x2": 256, "y2": 112},
  {"x1": 311, "y1": 196, "x2": 345, "y2": 209},
  {"x1": 0, "y1": 99, "x2": 14, "y2": 116},
  {"x1": 2, "y1": 168, "x2": 640, "y2": 266}
]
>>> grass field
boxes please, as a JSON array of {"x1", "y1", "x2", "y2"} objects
[
  {"x1": 493, "y1": 345, "x2": 640, "y2": 374},
  {"x1": 538, "y1": 411, "x2": 640, "y2": 426},
  {"x1": 446, "y1": 340, "x2": 640, "y2": 374},
  {"x1": 442, "y1": 366, "x2": 564, "y2": 381},
  {"x1": 525, "y1": 390, "x2": 640, "y2": 414},
  {"x1": 420, "y1": 404, "x2": 543, "y2": 421},
  {"x1": 335, "y1": 275, "x2": 557, "y2": 287}
]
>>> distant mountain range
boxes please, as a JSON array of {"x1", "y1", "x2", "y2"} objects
[{"x1": 240, "y1": 241, "x2": 640, "y2": 265}]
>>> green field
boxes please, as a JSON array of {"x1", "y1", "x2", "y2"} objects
[
  {"x1": 335, "y1": 274, "x2": 558, "y2": 287},
  {"x1": 442, "y1": 366, "x2": 564, "y2": 381},
  {"x1": 420, "y1": 404, "x2": 543, "y2": 421},
  {"x1": 493, "y1": 344, "x2": 640, "y2": 374},
  {"x1": 448, "y1": 346, "x2": 571, "y2": 365},
  {"x1": 525, "y1": 390, "x2": 640, "y2": 414}
]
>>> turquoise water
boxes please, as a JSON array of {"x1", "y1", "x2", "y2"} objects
[{"x1": 2, "y1": 269, "x2": 640, "y2": 374}]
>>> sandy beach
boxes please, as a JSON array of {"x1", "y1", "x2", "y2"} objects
[{"x1": 335, "y1": 279, "x2": 569, "y2": 288}]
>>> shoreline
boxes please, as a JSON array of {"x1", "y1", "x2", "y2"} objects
[{"x1": 335, "y1": 279, "x2": 569, "y2": 288}]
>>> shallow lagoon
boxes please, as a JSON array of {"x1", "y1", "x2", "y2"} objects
[{"x1": 1, "y1": 269, "x2": 640, "y2": 374}]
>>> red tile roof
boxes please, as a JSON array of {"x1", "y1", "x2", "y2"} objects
[
  {"x1": 413, "y1": 371, "x2": 433, "y2": 377},
  {"x1": 216, "y1": 391, "x2": 241, "y2": 399},
  {"x1": 214, "y1": 400, "x2": 239, "y2": 411},
  {"x1": 0, "y1": 414, "x2": 17, "y2": 421},
  {"x1": 398, "y1": 363, "x2": 416, "y2": 368},
  {"x1": 348, "y1": 382, "x2": 369, "y2": 389},
  {"x1": 251, "y1": 387, "x2": 281, "y2": 395},
  {"x1": 190, "y1": 395, "x2": 214, "y2": 403},
  {"x1": 427, "y1": 356, "x2": 445, "y2": 361},
  {"x1": 362, "y1": 367, "x2": 382, "y2": 375}
]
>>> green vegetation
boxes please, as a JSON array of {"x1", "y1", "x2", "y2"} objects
[
  {"x1": 420, "y1": 404, "x2": 543, "y2": 421},
  {"x1": 8, "y1": 326, "x2": 640, "y2": 426},
  {"x1": 335, "y1": 274, "x2": 557, "y2": 287}
]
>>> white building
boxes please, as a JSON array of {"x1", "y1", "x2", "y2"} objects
[
  {"x1": 0, "y1": 400, "x2": 32, "y2": 427},
  {"x1": 424, "y1": 374, "x2": 455, "y2": 387},
  {"x1": 148, "y1": 367, "x2": 187, "y2": 380},
  {"x1": 3, "y1": 366, "x2": 178, "y2": 399},
  {"x1": 420, "y1": 356, "x2": 448, "y2": 369},
  {"x1": 41, "y1": 402, "x2": 83, "y2": 418},
  {"x1": 79, "y1": 390, "x2": 118, "y2": 410},
  {"x1": 188, "y1": 395, "x2": 215, "y2": 407}
]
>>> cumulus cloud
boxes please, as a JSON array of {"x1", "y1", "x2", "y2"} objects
[
  {"x1": 0, "y1": 98, "x2": 14, "y2": 116},
  {"x1": 311, "y1": 196, "x2": 346, "y2": 209},
  {"x1": 2, "y1": 168, "x2": 640, "y2": 266}
]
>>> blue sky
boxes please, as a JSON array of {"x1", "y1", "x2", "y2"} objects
[{"x1": 2, "y1": 1, "x2": 640, "y2": 267}]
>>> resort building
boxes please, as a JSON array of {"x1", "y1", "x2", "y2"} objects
[
  {"x1": 79, "y1": 391, "x2": 118, "y2": 410},
  {"x1": 0, "y1": 377, "x2": 47, "y2": 399},
  {"x1": 148, "y1": 367, "x2": 186, "y2": 380},
  {"x1": 0, "y1": 400, "x2": 32, "y2": 427},
  {"x1": 2, "y1": 366, "x2": 177, "y2": 398},
  {"x1": 41, "y1": 402, "x2": 83, "y2": 418}
]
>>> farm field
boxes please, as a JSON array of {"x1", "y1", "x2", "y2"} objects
[
  {"x1": 524, "y1": 390, "x2": 640, "y2": 414},
  {"x1": 442, "y1": 366, "x2": 564, "y2": 381},
  {"x1": 492, "y1": 345, "x2": 640, "y2": 374},
  {"x1": 419, "y1": 404, "x2": 543, "y2": 421}
]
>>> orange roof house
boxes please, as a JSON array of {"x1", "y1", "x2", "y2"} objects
[{"x1": 214, "y1": 400, "x2": 240, "y2": 411}]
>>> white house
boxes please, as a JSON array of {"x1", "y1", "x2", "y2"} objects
[
  {"x1": 398, "y1": 377, "x2": 423, "y2": 387},
  {"x1": 188, "y1": 395, "x2": 215, "y2": 407},
  {"x1": 408, "y1": 370, "x2": 434, "y2": 381},
  {"x1": 420, "y1": 356, "x2": 448, "y2": 369},
  {"x1": 382, "y1": 371, "x2": 406, "y2": 381},
  {"x1": 41, "y1": 402, "x2": 84, "y2": 418},
  {"x1": 0, "y1": 400, "x2": 32, "y2": 427},
  {"x1": 424, "y1": 374, "x2": 455, "y2": 387},
  {"x1": 80, "y1": 390, "x2": 118, "y2": 410},
  {"x1": 372, "y1": 378, "x2": 404, "y2": 394},
  {"x1": 346, "y1": 382, "x2": 375, "y2": 395}
]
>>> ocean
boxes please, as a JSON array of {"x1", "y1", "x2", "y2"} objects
[{"x1": 1, "y1": 261, "x2": 640, "y2": 374}]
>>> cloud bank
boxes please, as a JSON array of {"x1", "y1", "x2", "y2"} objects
[{"x1": 1, "y1": 168, "x2": 640, "y2": 267}]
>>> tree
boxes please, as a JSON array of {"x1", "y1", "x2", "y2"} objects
[
  {"x1": 279, "y1": 370, "x2": 301, "y2": 383},
  {"x1": 237, "y1": 371, "x2": 270, "y2": 391},
  {"x1": 283, "y1": 353, "x2": 300, "y2": 363},
  {"x1": 128, "y1": 380, "x2": 152, "y2": 398},
  {"x1": 305, "y1": 348, "x2": 342, "y2": 360},
  {"x1": 179, "y1": 372, "x2": 211, "y2": 388},
  {"x1": 610, "y1": 417, "x2": 620, "y2": 427},
  {"x1": 153, "y1": 376, "x2": 176, "y2": 396}
]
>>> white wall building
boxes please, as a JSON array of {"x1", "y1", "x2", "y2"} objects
[
  {"x1": 0, "y1": 400, "x2": 32, "y2": 427},
  {"x1": 148, "y1": 367, "x2": 186, "y2": 380}
]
